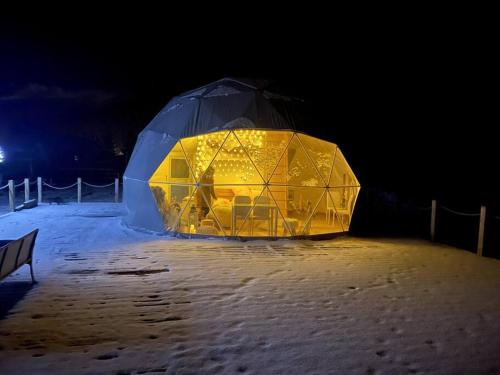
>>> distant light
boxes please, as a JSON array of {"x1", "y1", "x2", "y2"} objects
[
  {"x1": 0, "y1": 146, "x2": 5, "y2": 163},
  {"x1": 114, "y1": 145, "x2": 124, "y2": 156}
]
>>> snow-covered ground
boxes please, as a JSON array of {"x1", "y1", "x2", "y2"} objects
[{"x1": 1, "y1": 203, "x2": 500, "y2": 374}]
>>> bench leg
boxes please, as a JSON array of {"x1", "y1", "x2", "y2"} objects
[{"x1": 29, "y1": 262, "x2": 37, "y2": 284}]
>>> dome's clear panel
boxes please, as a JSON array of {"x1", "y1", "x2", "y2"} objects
[
  {"x1": 285, "y1": 134, "x2": 325, "y2": 188},
  {"x1": 233, "y1": 129, "x2": 292, "y2": 183},
  {"x1": 149, "y1": 141, "x2": 196, "y2": 185},
  {"x1": 329, "y1": 148, "x2": 359, "y2": 188},
  {"x1": 180, "y1": 130, "x2": 231, "y2": 183},
  {"x1": 300, "y1": 189, "x2": 345, "y2": 235},
  {"x1": 233, "y1": 186, "x2": 276, "y2": 237},
  {"x1": 149, "y1": 183, "x2": 197, "y2": 232},
  {"x1": 327, "y1": 186, "x2": 360, "y2": 231},
  {"x1": 296, "y1": 133, "x2": 337, "y2": 186},
  {"x1": 203, "y1": 132, "x2": 264, "y2": 185},
  {"x1": 195, "y1": 184, "x2": 264, "y2": 237},
  {"x1": 189, "y1": 186, "x2": 230, "y2": 237},
  {"x1": 268, "y1": 185, "x2": 332, "y2": 236}
]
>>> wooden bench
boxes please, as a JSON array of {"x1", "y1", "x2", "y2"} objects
[{"x1": 0, "y1": 229, "x2": 39, "y2": 283}]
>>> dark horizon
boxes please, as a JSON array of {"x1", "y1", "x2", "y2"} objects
[{"x1": 1, "y1": 15, "x2": 497, "y2": 213}]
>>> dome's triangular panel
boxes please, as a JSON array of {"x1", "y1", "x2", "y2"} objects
[
  {"x1": 204, "y1": 131, "x2": 265, "y2": 185},
  {"x1": 297, "y1": 133, "x2": 337, "y2": 186},
  {"x1": 329, "y1": 148, "x2": 359, "y2": 188},
  {"x1": 284, "y1": 133, "x2": 325, "y2": 188},
  {"x1": 149, "y1": 141, "x2": 197, "y2": 184},
  {"x1": 234, "y1": 129, "x2": 292, "y2": 183}
]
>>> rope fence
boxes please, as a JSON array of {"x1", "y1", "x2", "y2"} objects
[
  {"x1": 82, "y1": 182, "x2": 115, "y2": 188},
  {"x1": 440, "y1": 206, "x2": 480, "y2": 217},
  {"x1": 429, "y1": 200, "x2": 489, "y2": 257},
  {"x1": 43, "y1": 182, "x2": 78, "y2": 190},
  {"x1": 1, "y1": 177, "x2": 121, "y2": 212}
]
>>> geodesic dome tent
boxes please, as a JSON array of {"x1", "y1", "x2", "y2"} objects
[{"x1": 124, "y1": 78, "x2": 360, "y2": 238}]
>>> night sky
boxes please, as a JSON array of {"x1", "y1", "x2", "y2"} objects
[{"x1": 1, "y1": 13, "x2": 497, "y2": 212}]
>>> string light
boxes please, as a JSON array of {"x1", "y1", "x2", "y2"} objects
[{"x1": 194, "y1": 130, "x2": 265, "y2": 179}]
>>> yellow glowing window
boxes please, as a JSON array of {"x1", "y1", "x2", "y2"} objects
[{"x1": 149, "y1": 130, "x2": 360, "y2": 237}]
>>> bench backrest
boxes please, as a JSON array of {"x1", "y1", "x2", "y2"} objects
[
  {"x1": 16, "y1": 230, "x2": 38, "y2": 267},
  {"x1": 0, "y1": 239, "x2": 23, "y2": 279},
  {"x1": 0, "y1": 229, "x2": 39, "y2": 280}
]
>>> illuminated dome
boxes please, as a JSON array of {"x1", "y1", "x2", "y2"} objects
[{"x1": 124, "y1": 78, "x2": 360, "y2": 238}]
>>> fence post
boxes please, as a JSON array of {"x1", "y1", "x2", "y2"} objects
[
  {"x1": 477, "y1": 205, "x2": 486, "y2": 256},
  {"x1": 77, "y1": 178, "x2": 82, "y2": 203},
  {"x1": 24, "y1": 178, "x2": 30, "y2": 202},
  {"x1": 115, "y1": 178, "x2": 119, "y2": 203},
  {"x1": 430, "y1": 199, "x2": 437, "y2": 241},
  {"x1": 37, "y1": 177, "x2": 42, "y2": 203},
  {"x1": 8, "y1": 180, "x2": 15, "y2": 212}
]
